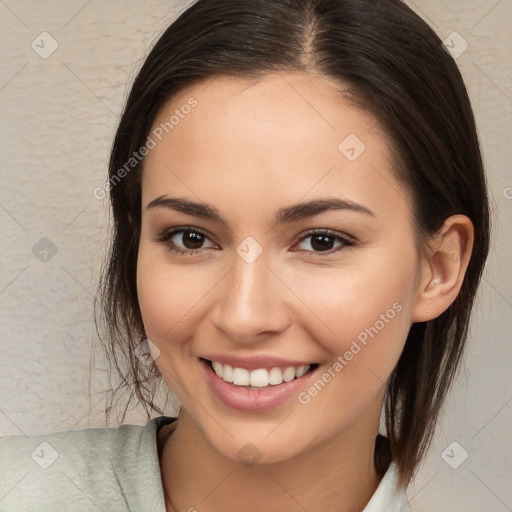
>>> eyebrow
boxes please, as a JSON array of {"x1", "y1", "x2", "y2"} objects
[{"x1": 146, "y1": 195, "x2": 375, "y2": 226}]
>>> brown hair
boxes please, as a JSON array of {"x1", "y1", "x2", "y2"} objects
[{"x1": 94, "y1": 0, "x2": 491, "y2": 488}]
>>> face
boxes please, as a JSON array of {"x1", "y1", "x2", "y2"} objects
[{"x1": 137, "y1": 72, "x2": 423, "y2": 463}]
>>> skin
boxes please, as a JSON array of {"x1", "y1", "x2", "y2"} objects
[{"x1": 136, "y1": 71, "x2": 474, "y2": 512}]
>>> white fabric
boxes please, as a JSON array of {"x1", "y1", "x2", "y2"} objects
[
  {"x1": 363, "y1": 461, "x2": 412, "y2": 511},
  {"x1": 0, "y1": 416, "x2": 411, "y2": 511}
]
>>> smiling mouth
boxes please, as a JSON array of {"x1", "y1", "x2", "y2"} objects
[{"x1": 201, "y1": 358, "x2": 320, "y2": 389}]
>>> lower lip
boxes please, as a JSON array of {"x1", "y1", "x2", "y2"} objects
[{"x1": 200, "y1": 358, "x2": 317, "y2": 412}]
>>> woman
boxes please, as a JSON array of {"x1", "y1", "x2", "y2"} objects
[{"x1": 0, "y1": 0, "x2": 490, "y2": 510}]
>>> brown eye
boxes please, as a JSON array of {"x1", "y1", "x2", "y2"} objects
[
  {"x1": 153, "y1": 227, "x2": 216, "y2": 255},
  {"x1": 179, "y1": 230, "x2": 206, "y2": 249},
  {"x1": 294, "y1": 229, "x2": 356, "y2": 256}
]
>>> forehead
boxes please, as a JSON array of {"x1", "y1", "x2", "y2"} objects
[{"x1": 141, "y1": 72, "x2": 412, "y2": 223}]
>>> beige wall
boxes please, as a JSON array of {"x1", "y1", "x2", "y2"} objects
[{"x1": 1, "y1": 1, "x2": 511, "y2": 510}]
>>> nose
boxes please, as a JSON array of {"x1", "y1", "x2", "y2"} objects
[{"x1": 211, "y1": 250, "x2": 291, "y2": 344}]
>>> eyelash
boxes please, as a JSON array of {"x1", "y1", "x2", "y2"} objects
[{"x1": 153, "y1": 226, "x2": 357, "y2": 258}]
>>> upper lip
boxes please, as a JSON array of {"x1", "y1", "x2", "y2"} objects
[{"x1": 200, "y1": 354, "x2": 317, "y2": 370}]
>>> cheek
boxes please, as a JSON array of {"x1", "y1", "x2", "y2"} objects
[
  {"x1": 286, "y1": 247, "x2": 417, "y2": 376},
  {"x1": 292, "y1": 263, "x2": 414, "y2": 424},
  {"x1": 136, "y1": 245, "x2": 213, "y2": 346}
]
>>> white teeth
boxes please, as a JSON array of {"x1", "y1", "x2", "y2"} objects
[
  {"x1": 249, "y1": 368, "x2": 269, "y2": 387},
  {"x1": 212, "y1": 361, "x2": 223, "y2": 378},
  {"x1": 223, "y1": 364, "x2": 234, "y2": 383},
  {"x1": 268, "y1": 367, "x2": 283, "y2": 385},
  {"x1": 210, "y1": 361, "x2": 312, "y2": 388},
  {"x1": 295, "y1": 364, "x2": 309, "y2": 378},
  {"x1": 232, "y1": 367, "x2": 250, "y2": 386},
  {"x1": 282, "y1": 366, "x2": 296, "y2": 382}
]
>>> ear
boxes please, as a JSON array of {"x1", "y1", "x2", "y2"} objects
[{"x1": 412, "y1": 214, "x2": 474, "y2": 322}]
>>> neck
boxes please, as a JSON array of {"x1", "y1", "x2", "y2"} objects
[{"x1": 158, "y1": 411, "x2": 384, "y2": 512}]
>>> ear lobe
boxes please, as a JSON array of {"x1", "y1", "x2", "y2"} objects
[{"x1": 412, "y1": 214, "x2": 474, "y2": 323}]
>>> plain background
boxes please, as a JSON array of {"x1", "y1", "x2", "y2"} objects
[{"x1": 0, "y1": 1, "x2": 511, "y2": 510}]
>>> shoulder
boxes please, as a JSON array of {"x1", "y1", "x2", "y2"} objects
[{"x1": 0, "y1": 416, "x2": 176, "y2": 512}]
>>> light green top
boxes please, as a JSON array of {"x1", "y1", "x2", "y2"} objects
[{"x1": 0, "y1": 416, "x2": 411, "y2": 511}]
